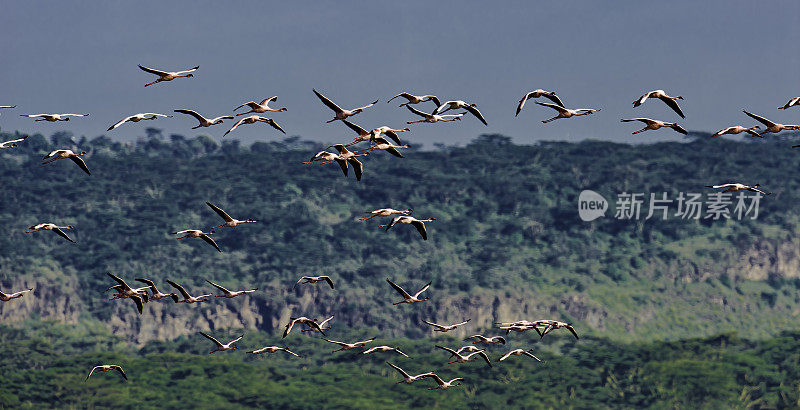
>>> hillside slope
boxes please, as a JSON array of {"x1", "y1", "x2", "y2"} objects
[{"x1": 2, "y1": 131, "x2": 800, "y2": 343}]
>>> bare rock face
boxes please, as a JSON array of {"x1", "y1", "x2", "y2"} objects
[{"x1": 0, "y1": 276, "x2": 82, "y2": 324}]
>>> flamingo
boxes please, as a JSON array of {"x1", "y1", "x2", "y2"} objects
[
  {"x1": 538, "y1": 320, "x2": 580, "y2": 340},
  {"x1": 42, "y1": 149, "x2": 91, "y2": 175},
  {"x1": 386, "y1": 278, "x2": 431, "y2": 305},
  {"x1": 174, "y1": 109, "x2": 233, "y2": 129},
  {"x1": 405, "y1": 105, "x2": 463, "y2": 124},
  {"x1": 138, "y1": 64, "x2": 198, "y2": 87},
  {"x1": 206, "y1": 202, "x2": 257, "y2": 229},
  {"x1": 249, "y1": 346, "x2": 299, "y2": 357},
  {"x1": 21, "y1": 113, "x2": 88, "y2": 122},
  {"x1": 0, "y1": 105, "x2": 16, "y2": 109},
  {"x1": 0, "y1": 288, "x2": 33, "y2": 302},
  {"x1": 340, "y1": 120, "x2": 379, "y2": 146},
  {"x1": 705, "y1": 183, "x2": 771, "y2": 196},
  {"x1": 536, "y1": 102, "x2": 599, "y2": 123},
  {"x1": 354, "y1": 137, "x2": 410, "y2": 158},
  {"x1": 301, "y1": 315, "x2": 334, "y2": 333},
  {"x1": 107, "y1": 113, "x2": 171, "y2": 131},
  {"x1": 778, "y1": 97, "x2": 800, "y2": 110},
  {"x1": 711, "y1": 125, "x2": 761, "y2": 138},
  {"x1": 621, "y1": 118, "x2": 687, "y2": 135},
  {"x1": 172, "y1": 229, "x2": 221, "y2": 252},
  {"x1": 283, "y1": 317, "x2": 326, "y2": 338},
  {"x1": 435, "y1": 346, "x2": 492, "y2": 367},
  {"x1": 0, "y1": 135, "x2": 28, "y2": 149},
  {"x1": 633, "y1": 90, "x2": 685, "y2": 118},
  {"x1": 516, "y1": 89, "x2": 564, "y2": 116},
  {"x1": 387, "y1": 92, "x2": 440, "y2": 108},
  {"x1": 421, "y1": 374, "x2": 464, "y2": 390},
  {"x1": 742, "y1": 110, "x2": 799, "y2": 135},
  {"x1": 422, "y1": 319, "x2": 471, "y2": 333},
  {"x1": 313, "y1": 89, "x2": 378, "y2": 123},
  {"x1": 166, "y1": 280, "x2": 212, "y2": 303},
  {"x1": 234, "y1": 97, "x2": 287, "y2": 116},
  {"x1": 497, "y1": 349, "x2": 542, "y2": 362},
  {"x1": 324, "y1": 337, "x2": 376, "y2": 353},
  {"x1": 26, "y1": 223, "x2": 75, "y2": 243},
  {"x1": 134, "y1": 278, "x2": 175, "y2": 301},
  {"x1": 464, "y1": 334, "x2": 506, "y2": 345},
  {"x1": 206, "y1": 280, "x2": 257, "y2": 298},
  {"x1": 199, "y1": 332, "x2": 243, "y2": 354},
  {"x1": 433, "y1": 100, "x2": 487, "y2": 125},
  {"x1": 387, "y1": 362, "x2": 434, "y2": 384},
  {"x1": 292, "y1": 276, "x2": 334, "y2": 290},
  {"x1": 371, "y1": 126, "x2": 409, "y2": 145},
  {"x1": 86, "y1": 365, "x2": 127, "y2": 381},
  {"x1": 380, "y1": 216, "x2": 435, "y2": 240},
  {"x1": 361, "y1": 346, "x2": 409, "y2": 357},
  {"x1": 359, "y1": 208, "x2": 412, "y2": 221},
  {"x1": 328, "y1": 144, "x2": 366, "y2": 181},
  {"x1": 223, "y1": 115, "x2": 285, "y2": 137},
  {"x1": 302, "y1": 151, "x2": 349, "y2": 177}
]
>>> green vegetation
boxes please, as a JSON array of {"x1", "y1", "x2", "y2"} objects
[
  {"x1": 2, "y1": 131, "x2": 800, "y2": 342},
  {"x1": 1, "y1": 322, "x2": 799, "y2": 409}
]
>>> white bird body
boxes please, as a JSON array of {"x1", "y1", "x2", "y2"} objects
[
  {"x1": 422, "y1": 319, "x2": 471, "y2": 332},
  {"x1": 223, "y1": 115, "x2": 285, "y2": 137},
  {"x1": 206, "y1": 280, "x2": 257, "y2": 298},
  {"x1": 139, "y1": 65, "x2": 198, "y2": 87},
  {"x1": 742, "y1": 110, "x2": 799, "y2": 135},
  {"x1": 406, "y1": 105, "x2": 463, "y2": 124},
  {"x1": 283, "y1": 317, "x2": 326, "y2": 338},
  {"x1": 301, "y1": 315, "x2": 334, "y2": 333},
  {"x1": 135, "y1": 278, "x2": 175, "y2": 301},
  {"x1": 313, "y1": 89, "x2": 378, "y2": 122},
  {"x1": 433, "y1": 100, "x2": 487, "y2": 125},
  {"x1": 779, "y1": 97, "x2": 800, "y2": 110},
  {"x1": 621, "y1": 118, "x2": 687, "y2": 135},
  {"x1": 359, "y1": 208, "x2": 412, "y2": 221},
  {"x1": 711, "y1": 125, "x2": 761, "y2": 138},
  {"x1": 355, "y1": 137, "x2": 410, "y2": 158},
  {"x1": 421, "y1": 374, "x2": 464, "y2": 390},
  {"x1": 26, "y1": 223, "x2": 75, "y2": 243},
  {"x1": 387, "y1": 92, "x2": 440, "y2": 107},
  {"x1": 249, "y1": 346, "x2": 299, "y2": 356},
  {"x1": 386, "y1": 278, "x2": 431, "y2": 305},
  {"x1": 42, "y1": 149, "x2": 92, "y2": 175},
  {"x1": 516, "y1": 89, "x2": 564, "y2": 116},
  {"x1": 200, "y1": 332, "x2": 243, "y2": 354},
  {"x1": 324, "y1": 337, "x2": 376, "y2": 352},
  {"x1": 327, "y1": 144, "x2": 366, "y2": 181},
  {"x1": 705, "y1": 183, "x2": 770, "y2": 196},
  {"x1": 387, "y1": 362, "x2": 434, "y2": 384},
  {"x1": 86, "y1": 365, "x2": 127, "y2": 381},
  {"x1": 107, "y1": 113, "x2": 171, "y2": 131},
  {"x1": 0, "y1": 288, "x2": 33, "y2": 302},
  {"x1": 174, "y1": 109, "x2": 233, "y2": 129},
  {"x1": 361, "y1": 346, "x2": 409, "y2": 357},
  {"x1": 464, "y1": 334, "x2": 507, "y2": 345},
  {"x1": 537, "y1": 320, "x2": 580, "y2": 339},
  {"x1": 632, "y1": 89, "x2": 685, "y2": 118},
  {"x1": 234, "y1": 97, "x2": 287, "y2": 115},
  {"x1": 498, "y1": 349, "x2": 542, "y2": 362},
  {"x1": 172, "y1": 229, "x2": 221, "y2": 252},
  {"x1": 536, "y1": 102, "x2": 599, "y2": 123},
  {"x1": 166, "y1": 280, "x2": 212, "y2": 303},
  {"x1": 0, "y1": 135, "x2": 28, "y2": 149},
  {"x1": 22, "y1": 113, "x2": 88, "y2": 122},
  {"x1": 381, "y1": 216, "x2": 435, "y2": 240},
  {"x1": 206, "y1": 202, "x2": 257, "y2": 229},
  {"x1": 293, "y1": 276, "x2": 335, "y2": 290},
  {"x1": 435, "y1": 345, "x2": 492, "y2": 367}
]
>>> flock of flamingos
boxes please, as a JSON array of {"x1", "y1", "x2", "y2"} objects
[{"x1": 1, "y1": 64, "x2": 799, "y2": 389}]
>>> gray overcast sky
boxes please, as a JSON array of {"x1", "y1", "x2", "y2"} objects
[{"x1": 1, "y1": 1, "x2": 798, "y2": 147}]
